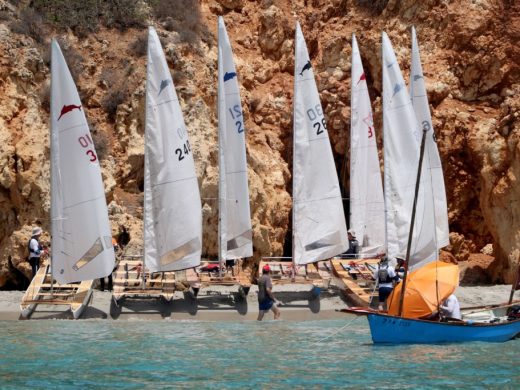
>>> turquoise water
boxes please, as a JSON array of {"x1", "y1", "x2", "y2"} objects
[{"x1": 1, "y1": 319, "x2": 519, "y2": 389}]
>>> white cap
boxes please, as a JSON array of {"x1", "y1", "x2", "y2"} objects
[
  {"x1": 32, "y1": 227, "x2": 42, "y2": 236},
  {"x1": 347, "y1": 229, "x2": 356, "y2": 237}
]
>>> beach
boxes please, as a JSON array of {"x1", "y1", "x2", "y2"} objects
[{"x1": 1, "y1": 283, "x2": 515, "y2": 321}]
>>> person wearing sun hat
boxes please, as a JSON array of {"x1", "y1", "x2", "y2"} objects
[
  {"x1": 257, "y1": 264, "x2": 281, "y2": 321},
  {"x1": 28, "y1": 226, "x2": 43, "y2": 277},
  {"x1": 343, "y1": 229, "x2": 359, "y2": 258}
]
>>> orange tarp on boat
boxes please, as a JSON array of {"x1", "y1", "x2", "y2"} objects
[{"x1": 387, "y1": 261, "x2": 459, "y2": 319}]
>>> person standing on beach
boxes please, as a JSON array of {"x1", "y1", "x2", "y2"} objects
[
  {"x1": 257, "y1": 265, "x2": 281, "y2": 321},
  {"x1": 342, "y1": 229, "x2": 359, "y2": 258},
  {"x1": 373, "y1": 256, "x2": 397, "y2": 311},
  {"x1": 27, "y1": 227, "x2": 43, "y2": 278}
]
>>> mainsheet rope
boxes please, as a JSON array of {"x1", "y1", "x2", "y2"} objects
[{"x1": 313, "y1": 315, "x2": 361, "y2": 344}]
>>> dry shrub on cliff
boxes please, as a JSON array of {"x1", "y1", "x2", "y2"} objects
[
  {"x1": 100, "y1": 68, "x2": 129, "y2": 122},
  {"x1": 150, "y1": 0, "x2": 209, "y2": 45},
  {"x1": 355, "y1": 0, "x2": 389, "y2": 14},
  {"x1": 130, "y1": 32, "x2": 148, "y2": 58},
  {"x1": 29, "y1": 0, "x2": 147, "y2": 36},
  {"x1": 9, "y1": 7, "x2": 47, "y2": 44}
]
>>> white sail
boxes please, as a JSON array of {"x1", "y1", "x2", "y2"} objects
[
  {"x1": 217, "y1": 17, "x2": 253, "y2": 262},
  {"x1": 410, "y1": 26, "x2": 450, "y2": 252},
  {"x1": 349, "y1": 34, "x2": 385, "y2": 256},
  {"x1": 293, "y1": 22, "x2": 348, "y2": 265},
  {"x1": 143, "y1": 27, "x2": 202, "y2": 272},
  {"x1": 382, "y1": 32, "x2": 438, "y2": 268},
  {"x1": 50, "y1": 39, "x2": 114, "y2": 284}
]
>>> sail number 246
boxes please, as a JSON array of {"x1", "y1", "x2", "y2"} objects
[
  {"x1": 175, "y1": 140, "x2": 191, "y2": 161},
  {"x1": 306, "y1": 104, "x2": 327, "y2": 135}
]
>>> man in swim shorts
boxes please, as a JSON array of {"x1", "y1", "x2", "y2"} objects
[{"x1": 257, "y1": 265, "x2": 281, "y2": 321}]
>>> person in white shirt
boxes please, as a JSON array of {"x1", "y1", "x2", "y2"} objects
[
  {"x1": 373, "y1": 257, "x2": 397, "y2": 311},
  {"x1": 440, "y1": 294, "x2": 461, "y2": 320},
  {"x1": 28, "y1": 227, "x2": 43, "y2": 277}
]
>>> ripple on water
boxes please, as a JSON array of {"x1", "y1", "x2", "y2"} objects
[{"x1": 0, "y1": 319, "x2": 519, "y2": 388}]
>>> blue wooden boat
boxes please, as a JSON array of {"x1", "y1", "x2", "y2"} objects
[{"x1": 367, "y1": 312, "x2": 520, "y2": 344}]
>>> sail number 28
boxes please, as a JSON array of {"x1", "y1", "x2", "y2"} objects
[
  {"x1": 306, "y1": 104, "x2": 327, "y2": 135},
  {"x1": 77, "y1": 133, "x2": 98, "y2": 162}
]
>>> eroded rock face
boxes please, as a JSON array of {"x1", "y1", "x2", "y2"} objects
[{"x1": 1, "y1": 0, "x2": 520, "y2": 287}]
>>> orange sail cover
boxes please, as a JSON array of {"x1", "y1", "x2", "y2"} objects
[{"x1": 387, "y1": 261, "x2": 459, "y2": 318}]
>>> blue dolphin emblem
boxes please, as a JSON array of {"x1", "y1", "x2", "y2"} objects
[
  {"x1": 413, "y1": 75, "x2": 423, "y2": 81},
  {"x1": 224, "y1": 72, "x2": 237, "y2": 82},
  {"x1": 392, "y1": 83, "x2": 404, "y2": 98},
  {"x1": 300, "y1": 60, "x2": 312, "y2": 76},
  {"x1": 158, "y1": 79, "x2": 171, "y2": 96}
]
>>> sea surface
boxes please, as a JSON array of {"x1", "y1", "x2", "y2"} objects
[{"x1": 0, "y1": 318, "x2": 518, "y2": 389}]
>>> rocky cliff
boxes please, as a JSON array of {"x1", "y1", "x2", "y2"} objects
[{"x1": 1, "y1": 0, "x2": 519, "y2": 288}]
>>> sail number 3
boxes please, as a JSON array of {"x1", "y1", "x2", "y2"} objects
[
  {"x1": 306, "y1": 104, "x2": 327, "y2": 135},
  {"x1": 78, "y1": 133, "x2": 98, "y2": 162}
]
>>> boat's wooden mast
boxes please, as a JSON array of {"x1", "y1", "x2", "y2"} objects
[
  {"x1": 508, "y1": 264, "x2": 520, "y2": 304},
  {"x1": 397, "y1": 125, "x2": 428, "y2": 317}
]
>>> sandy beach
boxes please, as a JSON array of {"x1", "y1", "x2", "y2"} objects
[{"x1": 1, "y1": 282, "x2": 516, "y2": 321}]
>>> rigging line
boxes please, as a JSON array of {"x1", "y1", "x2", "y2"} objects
[{"x1": 312, "y1": 316, "x2": 360, "y2": 344}]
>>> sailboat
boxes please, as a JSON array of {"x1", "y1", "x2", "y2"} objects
[
  {"x1": 20, "y1": 39, "x2": 115, "y2": 319},
  {"x1": 331, "y1": 34, "x2": 385, "y2": 306},
  {"x1": 352, "y1": 30, "x2": 520, "y2": 344},
  {"x1": 197, "y1": 17, "x2": 252, "y2": 296},
  {"x1": 112, "y1": 27, "x2": 202, "y2": 303},
  {"x1": 260, "y1": 22, "x2": 347, "y2": 292}
]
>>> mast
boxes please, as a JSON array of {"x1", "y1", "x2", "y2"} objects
[
  {"x1": 142, "y1": 27, "x2": 151, "y2": 289},
  {"x1": 291, "y1": 22, "x2": 297, "y2": 282},
  {"x1": 398, "y1": 125, "x2": 428, "y2": 317},
  {"x1": 49, "y1": 41, "x2": 55, "y2": 295},
  {"x1": 217, "y1": 20, "x2": 224, "y2": 278}
]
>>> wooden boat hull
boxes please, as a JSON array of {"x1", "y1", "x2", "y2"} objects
[
  {"x1": 330, "y1": 258, "x2": 378, "y2": 307},
  {"x1": 20, "y1": 262, "x2": 94, "y2": 319},
  {"x1": 367, "y1": 312, "x2": 520, "y2": 344}
]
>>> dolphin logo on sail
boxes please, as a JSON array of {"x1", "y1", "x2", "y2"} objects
[
  {"x1": 386, "y1": 61, "x2": 395, "y2": 69},
  {"x1": 57, "y1": 104, "x2": 82, "y2": 121},
  {"x1": 300, "y1": 60, "x2": 312, "y2": 76},
  {"x1": 413, "y1": 75, "x2": 423, "y2": 81},
  {"x1": 158, "y1": 79, "x2": 171, "y2": 96},
  {"x1": 357, "y1": 72, "x2": 366, "y2": 85},
  {"x1": 223, "y1": 72, "x2": 237, "y2": 82},
  {"x1": 392, "y1": 83, "x2": 404, "y2": 98}
]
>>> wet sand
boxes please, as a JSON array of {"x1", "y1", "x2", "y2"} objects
[{"x1": 1, "y1": 283, "x2": 516, "y2": 321}]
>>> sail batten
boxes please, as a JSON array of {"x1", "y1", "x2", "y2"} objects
[
  {"x1": 218, "y1": 17, "x2": 253, "y2": 261},
  {"x1": 349, "y1": 34, "x2": 385, "y2": 255},
  {"x1": 144, "y1": 27, "x2": 202, "y2": 272},
  {"x1": 293, "y1": 22, "x2": 348, "y2": 265},
  {"x1": 50, "y1": 39, "x2": 115, "y2": 284}
]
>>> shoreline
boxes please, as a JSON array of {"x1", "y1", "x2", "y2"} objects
[{"x1": 1, "y1": 283, "x2": 516, "y2": 321}]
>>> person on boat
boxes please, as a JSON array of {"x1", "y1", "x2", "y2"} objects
[
  {"x1": 373, "y1": 256, "x2": 397, "y2": 311},
  {"x1": 342, "y1": 229, "x2": 359, "y2": 258},
  {"x1": 440, "y1": 293, "x2": 461, "y2": 320},
  {"x1": 257, "y1": 264, "x2": 281, "y2": 321},
  {"x1": 27, "y1": 227, "x2": 43, "y2": 278},
  {"x1": 225, "y1": 258, "x2": 236, "y2": 276},
  {"x1": 395, "y1": 257, "x2": 406, "y2": 280}
]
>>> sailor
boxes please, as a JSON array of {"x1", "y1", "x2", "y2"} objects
[
  {"x1": 28, "y1": 227, "x2": 43, "y2": 278},
  {"x1": 395, "y1": 257, "x2": 406, "y2": 280},
  {"x1": 440, "y1": 294, "x2": 461, "y2": 320},
  {"x1": 343, "y1": 229, "x2": 359, "y2": 258},
  {"x1": 373, "y1": 256, "x2": 397, "y2": 311},
  {"x1": 257, "y1": 265, "x2": 281, "y2": 321}
]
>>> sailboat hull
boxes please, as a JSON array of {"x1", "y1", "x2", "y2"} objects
[{"x1": 367, "y1": 313, "x2": 520, "y2": 344}]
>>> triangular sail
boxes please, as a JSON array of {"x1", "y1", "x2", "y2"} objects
[
  {"x1": 50, "y1": 39, "x2": 114, "y2": 284},
  {"x1": 293, "y1": 22, "x2": 348, "y2": 265},
  {"x1": 349, "y1": 34, "x2": 385, "y2": 256},
  {"x1": 218, "y1": 17, "x2": 253, "y2": 262},
  {"x1": 382, "y1": 32, "x2": 436, "y2": 268},
  {"x1": 410, "y1": 26, "x2": 450, "y2": 252},
  {"x1": 143, "y1": 27, "x2": 202, "y2": 272}
]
